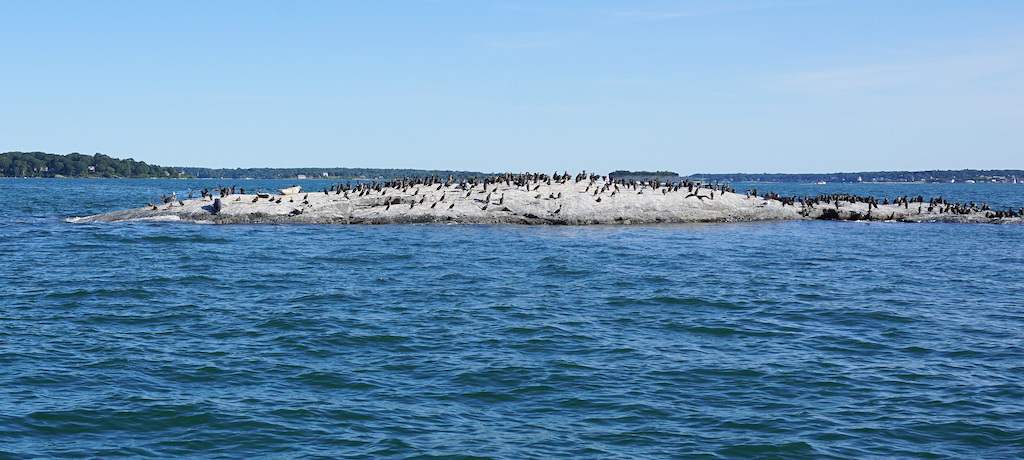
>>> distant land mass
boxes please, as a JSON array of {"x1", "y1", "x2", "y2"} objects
[
  {"x1": 609, "y1": 170, "x2": 681, "y2": 182},
  {"x1": 1, "y1": 151, "x2": 188, "y2": 179},
  {"x1": 2, "y1": 152, "x2": 1021, "y2": 183},
  {"x1": 0, "y1": 152, "x2": 488, "y2": 180}
]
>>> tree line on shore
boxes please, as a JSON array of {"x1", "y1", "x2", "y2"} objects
[
  {"x1": 3, "y1": 152, "x2": 1021, "y2": 184},
  {"x1": 0, "y1": 152, "x2": 487, "y2": 180},
  {"x1": 0, "y1": 152, "x2": 187, "y2": 178}
]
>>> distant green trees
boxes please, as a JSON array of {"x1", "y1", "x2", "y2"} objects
[
  {"x1": 608, "y1": 170, "x2": 680, "y2": 181},
  {"x1": 6, "y1": 151, "x2": 1019, "y2": 184},
  {"x1": 609, "y1": 170, "x2": 679, "y2": 176},
  {"x1": 0, "y1": 152, "x2": 187, "y2": 178}
]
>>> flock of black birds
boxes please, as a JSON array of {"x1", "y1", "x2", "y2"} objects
[
  {"x1": 312, "y1": 171, "x2": 736, "y2": 198},
  {"x1": 162, "y1": 172, "x2": 740, "y2": 214},
  {"x1": 146, "y1": 171, "x2": 1021, "y2": 221},
  {"x1": 321, "y1": 172, "x2": 740, "y2": 213},
  {"x1": 755, "y1": 191, "x2": 1023, "y2": 220}
]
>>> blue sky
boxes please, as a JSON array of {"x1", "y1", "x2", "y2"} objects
[{"x1": 2, "y1": 0, "x2": 1022, "y2": 174}]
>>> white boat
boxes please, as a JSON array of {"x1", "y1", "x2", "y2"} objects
[{"x1": 278, "y1": 185, "x2": 302, "y2": 195}]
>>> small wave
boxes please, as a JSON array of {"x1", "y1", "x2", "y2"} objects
[
  {"x1": 716, "y1": 441, "x2": 817, "y2": 458},
  {"x1": 288, "y1": 371, "x2": 380, "y2": 391},
  {"x1": 289, "y1": 292, "x2": 354, "y2": 303},
  {"x1": 605, "y1": 296, "x2": 739, "y2": 309},
  {"x1": 44, "y1": 287, "x2": 151, "y2": 299},
  {"x1": 683, "y1": 325, "x2": 785, "y2": 337}
]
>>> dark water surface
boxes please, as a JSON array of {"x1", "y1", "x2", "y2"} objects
[{"x1": 2, "y1": 179, "x2": 1023, "y2": 458}]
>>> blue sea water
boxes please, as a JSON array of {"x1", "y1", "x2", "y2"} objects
[{"x1": 2, "y1": 178, "x2": 1023, "y2": 459}]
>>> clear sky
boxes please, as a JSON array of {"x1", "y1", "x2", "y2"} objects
[{"x1": 2, "y1": 1, "x2": 1022, "y2": 174}]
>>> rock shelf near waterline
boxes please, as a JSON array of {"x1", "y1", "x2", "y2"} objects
[{"x1": 69, "y1": 172, "x2": 1023, "y2": 225}]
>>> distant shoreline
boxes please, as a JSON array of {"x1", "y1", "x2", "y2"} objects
[{"x1": 4, "y1": 152, "x2": 1022, "y2": 183}]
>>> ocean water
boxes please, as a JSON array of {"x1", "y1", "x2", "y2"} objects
[{"x1": 2, "y1": 178, "x2": 1023, "y2": 459}]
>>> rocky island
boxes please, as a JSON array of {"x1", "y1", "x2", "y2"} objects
[{"x1": 70, "y1": 172, "x2": 1023, "y2": 225}]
